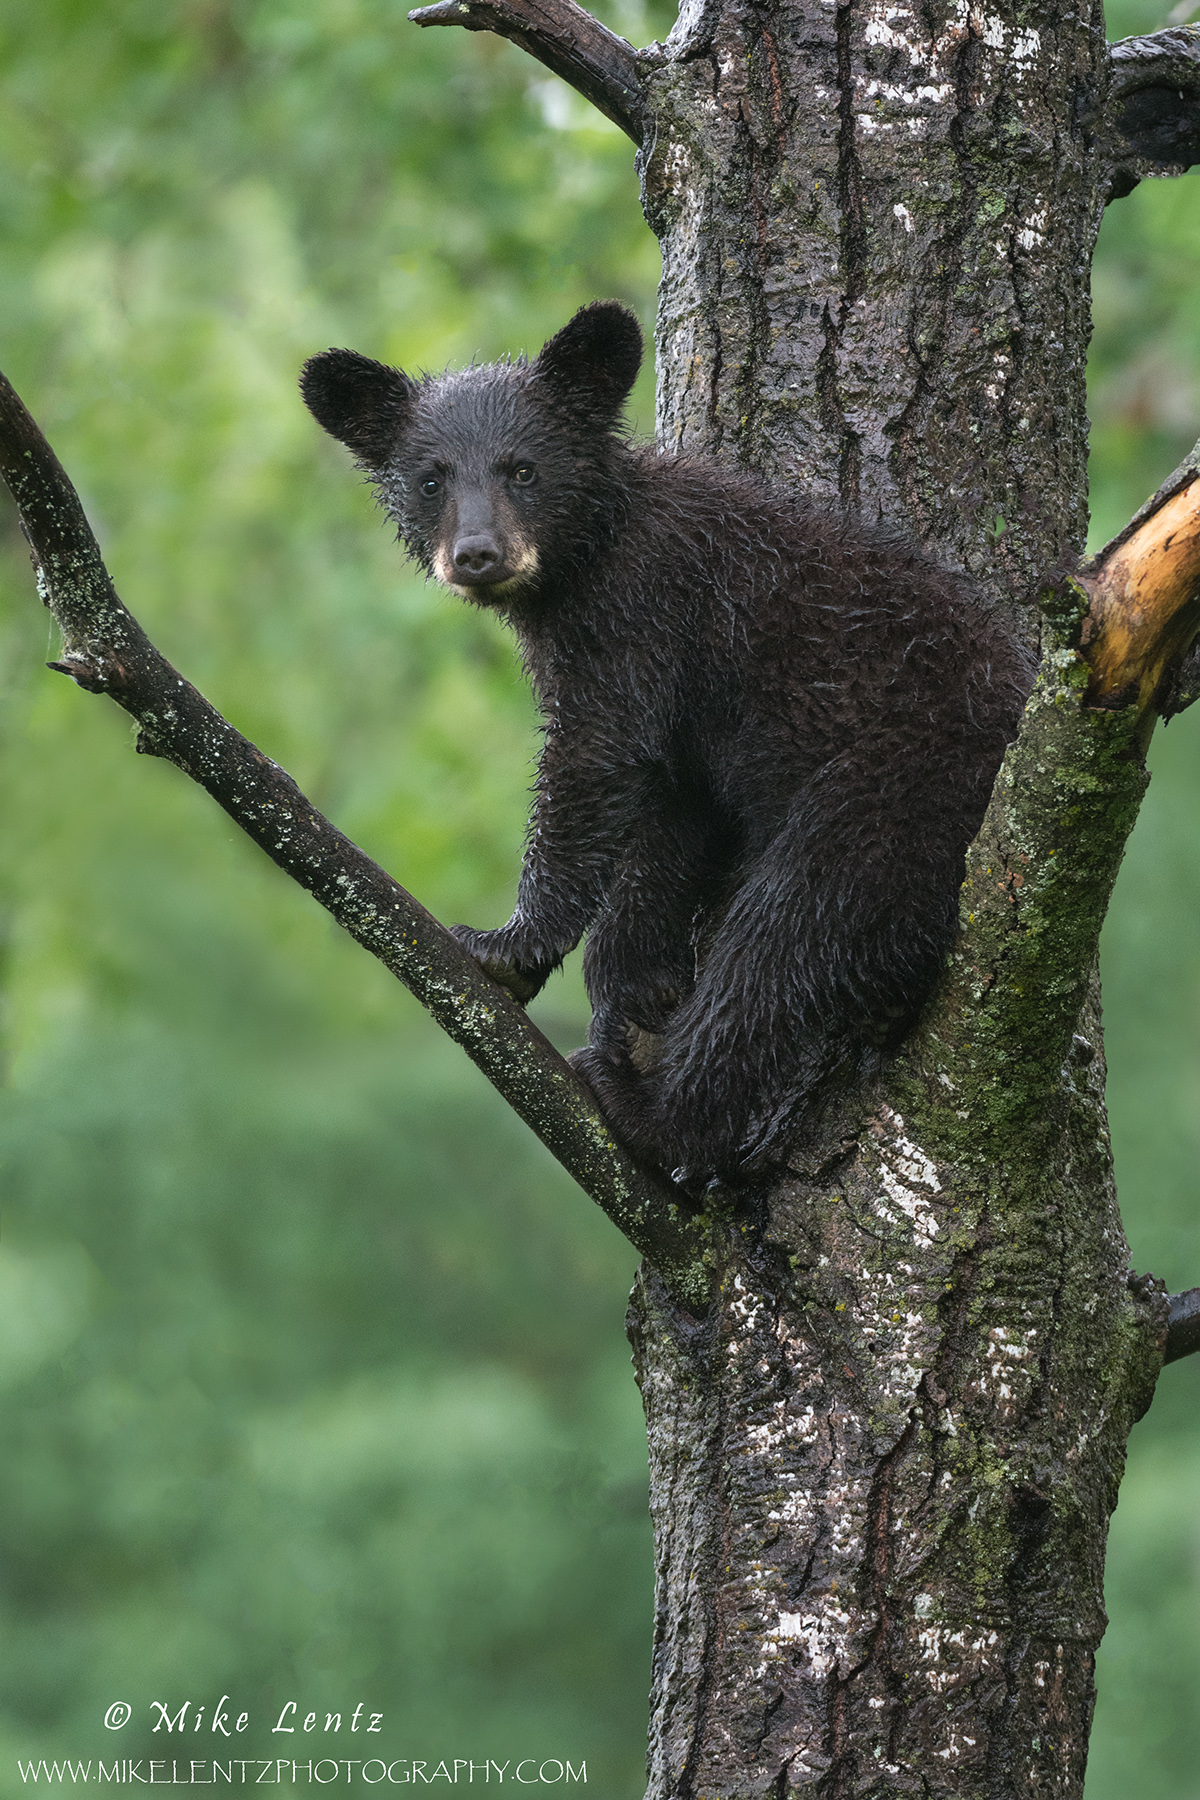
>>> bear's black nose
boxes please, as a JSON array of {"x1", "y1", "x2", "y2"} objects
[{"x1": 454, "y1": 535, "x2": 501, "y2": 577}]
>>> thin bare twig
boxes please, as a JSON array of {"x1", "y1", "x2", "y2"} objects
[
  {"x1": 0, "y1": 367, "x2": 714, "y2": 1312},
  {"x1": 408, "y1": 0, "x2": 650, "y2": 142}
]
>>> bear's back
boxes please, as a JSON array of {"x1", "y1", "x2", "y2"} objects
[{"x1": 601, "y1": 452, "x2": 1031, "y2": 790}]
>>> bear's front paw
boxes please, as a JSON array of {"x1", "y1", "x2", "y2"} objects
[{"x1": 449, "y1": 923, "x2": 554, "y2": 1005}]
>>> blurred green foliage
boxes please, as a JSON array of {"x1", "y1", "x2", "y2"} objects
[
  {"x1": 0, "y1": 1, "x2": 1198, "y2": 1794},
  {"x1": 1088, "y1": 10, "x2": 1200, "y2": 1797}
]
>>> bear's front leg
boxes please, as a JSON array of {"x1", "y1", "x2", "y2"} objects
[
  {"x1": 451, "y1": 710, "x2": 658, "y2": 1007},
  {"x1": 580, "y1": 806, "x2": 717, "y2": 1053},
  {"x1": 448, "y1": 920, "x2": 561, "y2": 1004},
  {"x1": 563, "y1": 802, "x2": 722, "y2": 1168}
]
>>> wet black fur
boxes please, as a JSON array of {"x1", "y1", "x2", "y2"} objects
[{"x1": 301, "y1": 303, "x2": 1035, "y2": 1185}]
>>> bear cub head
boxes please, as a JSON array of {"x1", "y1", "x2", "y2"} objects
[{"x1": 300, "y1": 301, "x2": 643, "y2": 605}]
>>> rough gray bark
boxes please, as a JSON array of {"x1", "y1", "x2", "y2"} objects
[
  {"x1": 627, "y1": 4, "x2": 1195, "y2": 1786},
  {"x1": 642, "y1": 0, "x2": 1100, "y2": 601}
]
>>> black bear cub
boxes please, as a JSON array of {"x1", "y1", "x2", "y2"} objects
[{"x1": 301, "y1": 302, "x2": 1033, "y2": 1185}]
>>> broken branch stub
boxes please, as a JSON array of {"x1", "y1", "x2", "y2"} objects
[
  {"x1": 1166, "y1": 1288, "x2": 1200, "y2": 1363},
  {"x1": 1105, "y1": 26, "x2": 1200, "y2": 200},
  {"x1": 1079, "y1": 474, "x2": 1200, "y2": 715},
  {"x1": 408, "y1": 0, "x2": 650, "y2": 141},
  {"x1": 1078, "y1": 435, "x2": 1200, "y2": 721}
]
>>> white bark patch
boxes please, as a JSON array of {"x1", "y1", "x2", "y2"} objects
[
  {"x1": 972, "y1": 1324, "x2": 1039, "y2": 1419},
  {"x1": 863, "y1": 7, "x2": 928, "y2": 64},
  {"x1": 985, "y1": 349, "x2": 1012, "y2": 401},
  {"x1": 861, "y1": 0, "x2": 1044, "y2": 93},
  {"x1": 729, "y1": 1272, "x2": 765, "y2": 1333},
  {"x1": 662, "y1": 140, "x2": 692, "y2": 197},
  {"x1": 863, "y1": 78, "x2": 953, "y2": 104},
  {"x1": 916, "y1": 1625, "x2": 1004, "y2": 1693},
  {"x1": 870, "y1": 1106, "x2": 942, "y2": 1245},
  {"x1": 848, "y1": 1265, "x2": 931, "y2": 1403},
  {"x1": 1009, "y1": 26, "x2": 1042, "y2": 65},
  {"x1": 771, "y1": 1602, "x2": 856, "y2": 1679}
]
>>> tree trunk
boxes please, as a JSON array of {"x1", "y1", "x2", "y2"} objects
[
  {"x1": 642, "y1": 0, "x2": 1100, "y2": 587},
  {"x1": 627, "y1": 3, "x2": 1167, "y2": 1791},
  {"x1": 629, "y1": 1010, "x2": 1162, "y2": 1793}
]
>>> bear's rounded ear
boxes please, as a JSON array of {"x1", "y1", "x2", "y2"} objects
[
  {"x1": 300, "y1": 349, "x2": 417, "y2": 467},
  {"x1": 532, "y1": 302, "x2": 642, "y2": 423}
]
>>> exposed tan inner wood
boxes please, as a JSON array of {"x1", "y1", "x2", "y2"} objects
[{"x1": 1080, "y1": 476, "x2": 1200, "y2": 709}]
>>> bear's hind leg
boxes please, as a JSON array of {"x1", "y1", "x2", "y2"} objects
[{"x1": 644, "y1": 783, "x2": 963, "y2": 1183}]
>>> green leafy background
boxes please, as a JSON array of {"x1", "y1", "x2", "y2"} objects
[{"x1": 0, "y1": 2, "x2": 1198, "y2": 1793}]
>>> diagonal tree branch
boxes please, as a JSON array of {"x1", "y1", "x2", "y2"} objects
[
  {"x1": 408, "y1": 0, "x2": 651, "y2": 142},
  {"x1": 904, "y1": 465, "x2": 1200, "y2": 1149},
  {"x1": 1104, "y1": 26, "x2": 1200, "y2": 200},
  {"x1": 0, "y1": 367, "x2": 715, "y2": 1313}
]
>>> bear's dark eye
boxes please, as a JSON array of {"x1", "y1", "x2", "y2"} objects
[
  {"x1": 512, "y1": 465, "x2": 537, "y2": 487},
  {"x1": 420, "y1": 476, "x2": 440, "y2": 496}
]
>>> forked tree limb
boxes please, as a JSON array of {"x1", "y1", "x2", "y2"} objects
[
  {"x1": 0, "y1": 368, "x2": 715, "y2": 1313},
  {"x1": 408, "y1": 0, "x2": 650, "y2": 141},
  {"x1": 1105, "y1": 26, "x2": 1200, "y2": 200},
  {"x1": 405, "y1": 0, "x2": 1200, "y2": 196},
  {"x1": 405, "y1": 0, "x2": 1200, "y2": 200}
]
